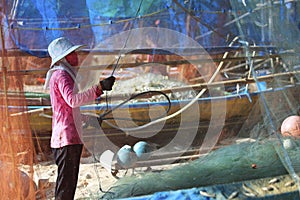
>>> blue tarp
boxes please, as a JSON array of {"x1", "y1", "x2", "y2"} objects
[
  {"x1": 2, "y1": 0, "x2": 300, "y2": 59},
  {"x1": 117, "y1": 187, "x2": 300, "y2": 200},
  {"x1": 3, "y1": 0, "x2": 236, "y2": 57}
]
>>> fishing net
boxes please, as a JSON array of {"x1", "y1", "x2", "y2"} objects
[
  {"x1": 2, "y1": 0, "x2": 300, "y2": 199},
  {"x1": 99, "y1": 1, "x2": 300, "y2": 199},
  {"x1": 0, "y1": 41, "x2": 37, "y2": 198}
]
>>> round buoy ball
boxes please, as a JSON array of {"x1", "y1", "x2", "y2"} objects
[
  {"x1": 133, "y1": 141, "x2": 153, "y2": 160},
  {"x1": 116, "y1": 145, "x2": 138, "y2": 168},
  {"x1": 281, "y1": 115, "x2": 300, "y2": 138}
]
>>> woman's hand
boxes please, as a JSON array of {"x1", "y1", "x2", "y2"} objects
[{"x1": 100, "y1": 76, "x2": 116, "y2": 91}]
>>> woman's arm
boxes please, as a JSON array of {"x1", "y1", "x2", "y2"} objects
[{"x1": 58, "y1": 71, "x2": 102, "y2": 108}]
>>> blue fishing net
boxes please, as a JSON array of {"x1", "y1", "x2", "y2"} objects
[
  {"x1": 3, "y1": 0, "x2": 300, "y2": 199},
  {"x1": 3, "y1": 0, "x2": 235, "y2": 56}
]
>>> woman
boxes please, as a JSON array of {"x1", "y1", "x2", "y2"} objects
[{"x1": 44, "y1": 37, "x2": 115, "y2": 200}]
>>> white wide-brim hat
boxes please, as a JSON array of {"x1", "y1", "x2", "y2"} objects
[{"x1": 48, "y1": 37, "x2": 84, "y2": 68}]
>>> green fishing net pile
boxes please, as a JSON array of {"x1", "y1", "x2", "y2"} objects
[{"x1": 100, "y1": 138, "x2": 300, "y2": 199}]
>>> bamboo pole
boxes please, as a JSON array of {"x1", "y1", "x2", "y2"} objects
[
  {"x1": 0, "y1": 1, "x2": 9, "y2": 132},
  {"x1": 0, "y1": 54, "x2": 283, "y2": 77},
  {"x1": 10, "y1": 107, "x2": 51, "y2": 117},
  {"x1": 2, "y1": 45, "x2": 277, "y2": 57},
  {"x1": 101, "y1": 70, "x2": 300, "y2": 101},
  {"x1": 4, "y1": 69, "x2": 298, "y2": 106},
  {"x1": 0, "y1": 2, "x2": 21, "y2": 199}
]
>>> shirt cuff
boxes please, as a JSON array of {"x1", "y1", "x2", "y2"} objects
[{"x1": 93, "y1": 85, "x2": 103, "y2": 97}]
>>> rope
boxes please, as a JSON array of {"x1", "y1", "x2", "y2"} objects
[
  {"x1": 6, "y1": 0, "x2": 292, "y2": 32},
  {"x1": 96, "y1": 0, "x2": 145, "y2": 193},
  {"x1": 5, "y1": 7, "x2": 171, "y2": 31},
  {"x1": 111, "y1": 0, "x2": 144, "y2": 76},
  {"x1": 98, "y1": 37, "x2": 239, "y2": 133},
  {"x1": 99, "y1": 90, "x2": 171, "y2": 122},
  {"x1": 172, "y1": 0, "x2": 227, "y2": 40}
]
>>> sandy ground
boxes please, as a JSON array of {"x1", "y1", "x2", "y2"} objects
[
  {"x1": 25, "y1": 154, "x2": 177, "y2": 200},
  {"x1": 29, "y1": 156, "x2": 118, "y2": 200},
  {"x1": 18, "y1": 137, "x2": 300, "y2": 199},
  {"x1": 19, "y1": 136, "x2": 245, "y2": 199}
]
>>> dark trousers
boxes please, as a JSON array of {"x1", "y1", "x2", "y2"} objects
[{"x1": 52, "y1": 144, "x2": 83, "y2": 200}]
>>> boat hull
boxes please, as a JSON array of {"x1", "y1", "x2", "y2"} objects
[{"x1": 27, "y1": 85, "x2": 300, "y2": 151}]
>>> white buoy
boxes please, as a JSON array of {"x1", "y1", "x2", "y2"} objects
[
  {"x1": 133, "y1": 141, "x2": 154, "y2": 160},
  {"x1": 116, "y1": 145, "x2": 138, "y2": 168}
]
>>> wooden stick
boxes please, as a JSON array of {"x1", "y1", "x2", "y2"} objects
[
  {"x1": 3, "y1": 46, "x2": 276, "y2": 57},
  {"x1": 10, "y1": 107, "x2": 51, "y2": 117},
  {"x1": 168, "y1": 70, "x2": 300, "y2": 93},
  {"x1": 18, "y1": 69, "x2": 300, "y2": 104},
  {"x1": 103, "y1": 67, "x2": 300, "y2": 101},
  {"x1": 1, "y1": 54, "x2": 282, "y2": 76}
]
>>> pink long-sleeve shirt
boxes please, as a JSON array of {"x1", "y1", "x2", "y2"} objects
[{"x1": 49, "y1": 69, "x2": 102, "y2": 148}]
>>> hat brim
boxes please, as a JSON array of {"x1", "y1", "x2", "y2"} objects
[{"x1": 50, "y1": 44, "x2": 85, "y2": 67}]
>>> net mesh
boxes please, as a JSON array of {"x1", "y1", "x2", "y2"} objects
[
  {"x1": 0, "y1": 47, "x2": 37, "y2": 198},
  {"x1": 2, "y1": 0, "x2": 300, "y2": 199},
  {"x1": 100, "y1": 1, "x2": 300, "y2": 199}
]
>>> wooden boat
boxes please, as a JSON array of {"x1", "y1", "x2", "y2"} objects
[
  {"x1": 15, "y1": 81, "x2": 300, "y2": 151},
  {"x1": 7, "y1": 45, "x2": 299, "y2": 150}
]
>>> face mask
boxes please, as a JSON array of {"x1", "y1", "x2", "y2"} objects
[{"x1": 65, "y1": 51, "x2": 79, "y2": 66}]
